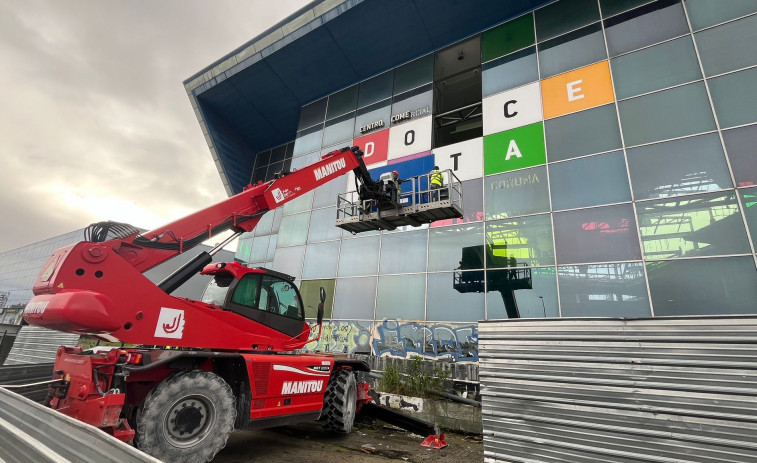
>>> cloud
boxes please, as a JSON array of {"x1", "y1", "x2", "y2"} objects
[{"x1": 0, "y1": 0, "x2": 310, "y2": 253}]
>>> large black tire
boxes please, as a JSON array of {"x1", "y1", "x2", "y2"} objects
[
  {"x1": 135, "y1": 370, "x2": 236, "y2": 463},
  {"x1": 322, "y1": 369, "x2": 357, "y2": 433}
]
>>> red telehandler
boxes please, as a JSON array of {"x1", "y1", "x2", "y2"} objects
[{"x1": 22, "y1": 146, "x2": 396, "y2": 462}]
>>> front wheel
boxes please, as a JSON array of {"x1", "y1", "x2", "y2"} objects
[
  {"x1": 322, "y1": 369, "x2": 357, "y2": 433},
  {"x1": 135, "y1": 370, "x2": 236, "y2": 463}
]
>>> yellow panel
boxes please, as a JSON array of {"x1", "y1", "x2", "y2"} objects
[{"x1": 541, "y1": 61, "x2": 615, "y2": 119}]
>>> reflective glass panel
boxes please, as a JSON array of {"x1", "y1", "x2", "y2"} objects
[
  {"x1": 302, "y1": 241, "x2": 340, "y2": 279},
  {"x1": 487, "y1": 267, "x2": 559, "y2": 319},
  {"x1": 486, "y1": 214, "x2": 554, "y2": 268},
  {"x1": 393, "y1": 54, "x2": 433, "y2": 95},
  {"x1": 482, "y1": 13, "x2": 535, "y2": 62},
  {"x1": 604, "y1": 0, "x2": 689, "y2": 57},
  {"x1": 685, "y1": 0, "x2": 757, "y2": 30},
  {"x1": 485, "y1": 166, "x2": 549, "y2": 219},
  {"x1": 271, "y1": 245, "x2": 305, "y2": 280},
  {"x1": 380, "y1": 230, "x2": 428, "y2": 274},
  {"x1": 270, "y1": 144, "x2": 287, "y2": 163},
  {"x1": 313, "y1": 175, "x2": 349, "y2": 209},
  {"x1": 538, "y1": 24, "x2": 607, "y2": 79},
  {"x1": 554, "y1": 204, "x2": 642, "y2": 264},
  {"x1": 333, "y1": 277, "x2": 377, "y2": 319},
  {"x1": 550, "y1": 151, "x2": 631, "y2": 210},
  {"x1": 618, "y1": 82, "x2": 716, "y2": 146},
  {"x1": 600, "y1": 0, "x2": 653, "y2": 17},
  {"x1": 254, "y1": 211, "x2": 274, "y2": 236},
  {"x1": 695, "y1": 14, "x2": 757, "y2": 76},
  {"x1": 358, "y1": 71, "x2": 393, "y2": 108},
  {"x1": 723, "y1": 125, "x2": 757, "y2": 187},
  {"x1": 297, "y1": 97, "x2": 327, "y2": 131},
  {"x1": 282, "y1": 191, "x2": 313, "y2": 215},
  {"x1": 277, "y1": 212, "x2": 310, "y2": 247},
  {"x1": 321, "y1": 111, "x2": 355, "y2": 148},
  {"x1": 558, "y1": 262, "x2": 651, "y2": 316},
  {"x1": 432, "y1": 178, "x2": 484, "y2": 227},
  {"x1": 307, "y1": 207, "x2": 342, "y2": 243},
  {"x1": 611, "y1": 36, "x2": 702, "y2": 100},
  {"x1": 647, "y1": 256, "x2": 757, "y2": 315},
  {"x1": 266, "y1": 234, "x2": 278, "y2": 261},
  {"x1": 427, "y1": 272, "x2": 485, "y2": 322},
  {"x1": 535, "y1": 0, "x2": 600, "y2": 42},
  {"x1": 545, "y1": 104, "x2": 622, "y2": 161},
  {"x1": 391, "y1": 84, "x2": 432, "y2": 121},
  {"x1": 290, "y1": 150, "x2": 320, "y2": 171},
  {"x1": 326, "y1": 86, "x2": 358, "y2": 120},
  {"x1": 627, "y1": 133, "x2": 733, "y2": 199},
  {"x1": 739, "y1": 187, "x2": 757, "y2": 244},
  {"x1": 250, "y1": 235, "x2": 269, "y2": 263},
  {"x1": 637, "y1": 191, "x2": 751, "y2": 259},
  {"x1": 338, "y1": 235, "x2": 379, "y2": 277},
  {"x1": 354, "y1": 100, "x2": 391, "y2": 138},
  {"x1": 293, "y1": 124, "x2": 323, "y2": 157},
  {"x1": 376, "y1": 274, "x2": 425, "y2": 320},
  {"x1": 299, "y1": 279, "x2": 335, "y2": 319},
  {"x1": 482, "y1": 47, "x2": 539, "y2": 97},
  {"x1": 271, "y1": 208, "x2": 284, "y2": 234},
  {"x1": 709, "y1": 67, "x2": 757, "y2": 129},
  {"x1": 428, "y1": 223, "x2": 485, "y2": 272},
  {"x1": 235, "y1": 237, "x2": 252, "y2": 263}
]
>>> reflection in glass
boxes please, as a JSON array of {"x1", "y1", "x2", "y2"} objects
[
  {"x1": 647, "y1": 256, "x2": 757, "y2": 315},
  {"x1": 487, "y1": 267, "x2": 558, "y2": 319},
  {"x1": 627, "y1": 133, "x2": 732, "y2": 199},
  {"x1": 271, "y1": 245, "x2": 305, "y2": 280},
  {"x1": 293, "y1": 123, "x2": 323, "y2": 157},
  {"x1": 637, "y1": 191, "x2": 751, "y2": 259},
  {"x1": 486, "y1": 214, "x2": 554, "y2": 268},
  {"x1": 482, "y1": 47, "x2": 538, "y2": 97},
  {"x1": 380, "y1": 230, "x2": 428, "y2": 274},
  {"x1": 266, "y1": 234, "x2": 277, "y2": 261},
  {"x1": 618, "y1": 82, "x2": 716, "y2": 147},
  {"x1": 376, "y1": 274, "x2": 425, "y2": 320},
  {"x1": 302, "y1": 241, "x2": 340, "y2": 279},
  {"x1": 313, "y1": 175, "x2": 349, "y2": 209},
  {"x1": 338, "y1": 235, "x2": 379, "y2": 277},
  {"x1": 250, "y1": 235, "x2": 269, "y2": 263},
  {"x1": 724, "y1": 125, "x2": 757, "y2": 188},
  {"x1": 538, "y1": 24, "x2": 606, "y2": 79},
  {"x1": 271, "y1": 208, "x2": 284, "y2": 234},
  {"x1": 485, "y1": 166, "x2": 549, "y2": 219},
  {"x1": 604, "y1": 0, "x2": 689, "y2": 57},
  {"x1": 558, "y1": 262, "x2": 650, "y2": 316},
  {"x1": 307, "y1": 207, "x2": 342, "y2": 243},
  {"x1": 549, "y1": 151, "x2": 631, "y2": 211},
  {"x1": 535, "y1": 0, "x2": 599, "y2": 42},
  {"x1": 610, "y1": 36, "x2": 702, "y2": 100},
  {"x1": 300, "y1": 279, "x2": 335, "y2": 319},
  {"x1": 554, "y1": 204, "x2": 641, "y2": 264},
  {"x1": 708, "y1": 67, "x2": 757, "y2": 129},
  {"x1": 282, "y1": 191, "x2": 313, "y2": 215},
  {"x1": 254, "y1": 211, "x2": 274, "y2": 236},
  {"x1": 277, "y1": 212, "x2": 310, "y2": 247},
  {"x1": 738, "y1": 187, "x2": 757, "y2": 246},
  {"x1": 333, "y1": 277, "x2": 377, "y2": 319},
  {"x1": 695, "y1": 14, "x2": 757, "y2": 77},
  {"x1": 326, "y1": 86, "x2": 358, "y2": 120},
  {"x1": 545, "y1": 104, "x2": 622, "y2": 162},
  {"x1": 358, "y1": 71, "x2": 393, "y2": 108},
  {"x1": 428, "y1": 223, "x2": 484, "y2": 272},
  {"x1": 427, "y1": 272, "x2": 484, "y2": 322},
  {"x1": 290, "y1": 151, "x2": 321, "y2": 171},
  {"x1": 431, "y1": 178, "x2": 484, "y2": 227},
  {"x1": 298, "y1": 98, "x2": 327, "y2": 131},
  {"x1": 393, "y1": 54, "x2": 433, "y2": 95},
  {"x1": 322, "y1": 111, "x2": 355, "y2": 148}
]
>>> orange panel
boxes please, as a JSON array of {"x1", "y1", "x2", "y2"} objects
[{"x1": 541, "y1": 61, "x2": 615, "y2": 119}]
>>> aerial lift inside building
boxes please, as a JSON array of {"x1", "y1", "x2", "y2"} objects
[{"x1": 22, "y1": 146, "x2": 459, "y2": 462}]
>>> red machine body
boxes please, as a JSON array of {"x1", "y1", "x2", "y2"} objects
[{"x1": 23, "y1": 147, "x2": 374, "y2": 462}]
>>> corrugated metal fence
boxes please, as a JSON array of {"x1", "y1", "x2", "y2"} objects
[
  {"x1": 479, "y1": 316, "x2": 757, "y2": 463},
  {"x1": 4, "y1": 325, "x2": 80, "y2": 365}
]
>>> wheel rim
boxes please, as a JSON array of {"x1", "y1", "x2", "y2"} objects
[
  {"x1": 345, "y1": 383, "x2": 357, "y2": 425},
  {"x1": 163, "y1": 394, "x2": 216, "y2": 448}
]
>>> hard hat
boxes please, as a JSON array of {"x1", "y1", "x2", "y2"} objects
[{"x1": 392, "y1": 170, "x2": 398, "y2": 176}]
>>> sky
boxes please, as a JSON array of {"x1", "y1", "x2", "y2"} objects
[{"x1": 0, "y1": 0, "x2": 310, "y2": 253}]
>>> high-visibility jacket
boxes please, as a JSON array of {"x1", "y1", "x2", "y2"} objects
[{"x1": 430, "y1": 169, "x2": 443, "y2": 187}]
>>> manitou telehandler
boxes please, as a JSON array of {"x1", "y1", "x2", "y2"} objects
[{"x1": 22, "y1": 146, "x2": 429, "y2": 462}]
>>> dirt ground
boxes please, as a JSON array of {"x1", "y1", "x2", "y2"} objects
[{"x1": 213, "y1": 416, "x2": 484, "y2": 463}]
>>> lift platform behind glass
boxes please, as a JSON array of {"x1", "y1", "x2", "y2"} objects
[{"x1": 335, "y1": 169, "x2": 463, "y2": 233}]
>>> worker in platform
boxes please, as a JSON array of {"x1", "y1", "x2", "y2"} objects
[
  {"x1": 429, "y1": 165, "x2": 443, "y2": 201},
  {"x1": 390, "y1": 170, "x2": 402, "y2": 204}
]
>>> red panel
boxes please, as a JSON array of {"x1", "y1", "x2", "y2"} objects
[{"x1": 354, "y1": 129, "x2": 389, "y2": 166}]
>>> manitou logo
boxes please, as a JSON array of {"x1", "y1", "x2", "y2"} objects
[
  {"x1": 313, "y1": 158, "x2": 346, "y2": 181},
  {"x1": 154, "y1": 307, "x2": 185, "y2": 339},
  {"x1": 281, "y1": 380, "x2": 324, "y2": 395}
]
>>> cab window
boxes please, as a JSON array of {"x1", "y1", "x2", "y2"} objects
[
  {"x1": 231, "y1": 274, "x2": 261, "y2": 308},
  {"x1": 259, "y1": 275, "x2": 304, "y2": 320},
  {"x1": 201, "y1": 273, "x2": 235, "y2": 307}
]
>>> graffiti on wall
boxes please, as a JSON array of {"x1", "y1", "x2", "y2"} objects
[{"x1": 305, "y1": 319, "x2": 478, "y2": 362}]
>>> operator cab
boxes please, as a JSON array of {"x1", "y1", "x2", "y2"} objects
[{"x1": 202, "y1": 266, "x2": 305, "y2": 338}]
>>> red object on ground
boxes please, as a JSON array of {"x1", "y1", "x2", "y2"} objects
[{"x1": 421, "y1": 434, "x2": 447, "y2": 449}]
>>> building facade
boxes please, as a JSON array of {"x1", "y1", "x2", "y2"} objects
[{"x1": 186, "y1": 0, "x2": 757, "y2": 361}]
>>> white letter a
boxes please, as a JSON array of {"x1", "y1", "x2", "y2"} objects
[{"x1": 505, "y1": 140, "x2": 522, "y2": 160}]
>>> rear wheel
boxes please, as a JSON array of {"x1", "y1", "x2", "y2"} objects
[
  {"x1": 322, "y1": 369, "x2": 357, "y2": 433},
  {"x1": 135, "y1": 370, "x2": 236, "y2": 463}
]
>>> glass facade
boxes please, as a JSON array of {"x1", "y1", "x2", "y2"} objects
[{"x1": 236, "y1": 0, "x2": 757, "y2": 342}]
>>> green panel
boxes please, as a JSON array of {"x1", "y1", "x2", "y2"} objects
[
  {"x1": 484, "y1": 122, "x2": 546, "y2": 175},
  {"x1": 481, "y1": 13, "x2": 535, "y2": 63}
]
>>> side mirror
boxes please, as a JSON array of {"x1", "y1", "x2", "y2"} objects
[
  {"x1": 317, "y1": 287, "x2": 326, "y2": 325},
  {"x1": 319, "y1": 287, "x2": 326, "y2": 304}
]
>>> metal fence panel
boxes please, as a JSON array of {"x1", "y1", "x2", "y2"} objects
[
  {"x1": 0, "y1": 387, "x2": 160, "y2": 463},
  {"x1": 0, "y1": 363, "x2": 55, "y2": 403},
  {"x1": 4, "y1": 326, "x2": 79, "y2": 365},
  {"x1": 479, "y1": 316, "x2": 757, "y2": 463}
]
